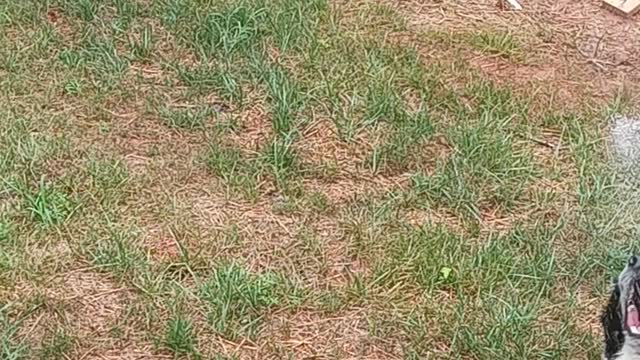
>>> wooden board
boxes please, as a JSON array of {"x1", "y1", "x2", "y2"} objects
[
  {"x1": 603, "y1": 0, "x2": 640, "y2": 16},
  {"x1": 506, "y1": 0, "x2": 522, "y2": 10}
]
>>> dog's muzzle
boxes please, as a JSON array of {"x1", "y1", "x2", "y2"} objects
[{"x1": 627, "y1": 256, "x2": 640, "y2": 335}]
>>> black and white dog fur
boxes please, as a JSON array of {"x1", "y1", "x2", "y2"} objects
[{"x1": 602, "y1": 255, "x2": 640, "y2": 359}]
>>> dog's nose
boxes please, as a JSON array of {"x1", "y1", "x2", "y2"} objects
[{"x1": 630, "y1": 256, "x2": 638, "y2": 267}]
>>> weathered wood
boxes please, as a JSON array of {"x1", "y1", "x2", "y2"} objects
[
  {"x1": 506, "y1": 0, "x2": 522, "y2": 10},
  {"x1": 603, "y1": 0, "x2": 640, "y2": 16},
  {"x1": 497, "y1": 0, "x2": 522, "y2": 10}
]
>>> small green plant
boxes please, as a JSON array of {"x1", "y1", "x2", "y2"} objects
[
  {"x1": 266, "y1": 66, "x2": 304, "y2": 137},
  {"x1": 131, "y1": 25, "x2": 154, "y2": 60},
  {"x1": 261, "y1": 135, "x2": 297, "y2": 185},
  {"x1": 63, "y1": 79, "x2": 81, "y2": 95},
  {"x1": 8, "y1": 179, "x2": 74, "y2": 226},
  {"x1": 164, "y1": 316, "x2": 195, "y2": 355}
]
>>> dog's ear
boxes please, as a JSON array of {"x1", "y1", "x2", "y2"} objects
[{"x1": 602, "y1": 279, "x2": 624, "y2": 359}]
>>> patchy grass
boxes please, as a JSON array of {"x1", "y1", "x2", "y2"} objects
[{"x1": 0, "y1": 0, "x2": 629, "y2": 358}]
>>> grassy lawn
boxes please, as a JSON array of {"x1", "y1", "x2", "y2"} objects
[{"x1": 1, "y1": 0, "x2": 639, "y2": 359}]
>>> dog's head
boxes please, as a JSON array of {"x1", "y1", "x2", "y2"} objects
[{"x1": 602, "y1": 255, "x2": 640, "y2": 359}]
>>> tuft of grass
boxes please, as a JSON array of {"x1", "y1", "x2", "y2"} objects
[
  {"x1": 86, "y1": 158, "x2": 129, "y2": 207},
  {"x1": 267, "y1": 0, "x2": 327, "y2": 51},
  {"x1": 90, "y1": 226, "x2": 147, "y2": 276},
  {"x1": 372, "y1": 222, "x2": 563, "y2": 358},
  {"x1": 372, "y1": 225, "x2": 466, "y2": 292},
  {"x1": 0, "y1": 216, "x2": 13, "y2": 244},
  {"x1": 205, "y1": 142, "x2": 260, "y2": 200},
  {"x1": 306, "y1": 191, "x2": 330, "y2": 213},
  {"x1": 266, "y1": 66, "x2": 305, "y2": 137},
  {"x1": 177, "y1": 65, "x2": 245, "y2": 106},
  {"x1": 7, "y1": 179, "x2": 74, "y2": 226},
  {"x1": 159, "y1": 106, "x2": 212, "y2": 130},
  {"x1": 190, "y1": 4, "x2": 266, "y2": 60},
  {"x1": 38, "y1": 329, "x2": 73, "y2": 360},
  {"x1": 63, "y1": 0, "x2": 101, "y2": 22},
  {"x1": 0, "y1": 216, "x2": 17, "y2": 275},
  {"x1": 1, "y1": 307, "x2": 28, "y2": 360},
  {"x1": 62, "y1": 79, "x2": 82, "y2": 95},
  {"x1": 199, "y1": 263, "x2": 283, "y2": 339},
  {"x1": 87, "y1": 158, "x2": 128, "y2": 191},
  {"x1": 370, "y1": 108, "x2": 434, "y2": 173},
  {"x1": 130, "y1": 25, "x2": 154, "y2": 61},
  {"x1": 261, "y1": 135, "x2": 298, "y2": 186},
  {"x1": 112, "y1": 0, "x2": 139, "y2": 31},
  {"x1": 470, "y1": 30, "x2": 520, "y2": 59},
  {"x1": 79, "y1": 35, "x2": 129, "y2": 91},
  {"x1": 340, "y1": 195, "x2": 400, "y2": 260},
  {"x1": 58, "y1": 49, "x2": 83, "y2": 69},
  {"x1": 164, "y1": 315, "x2": 196, "y2": 356}
]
